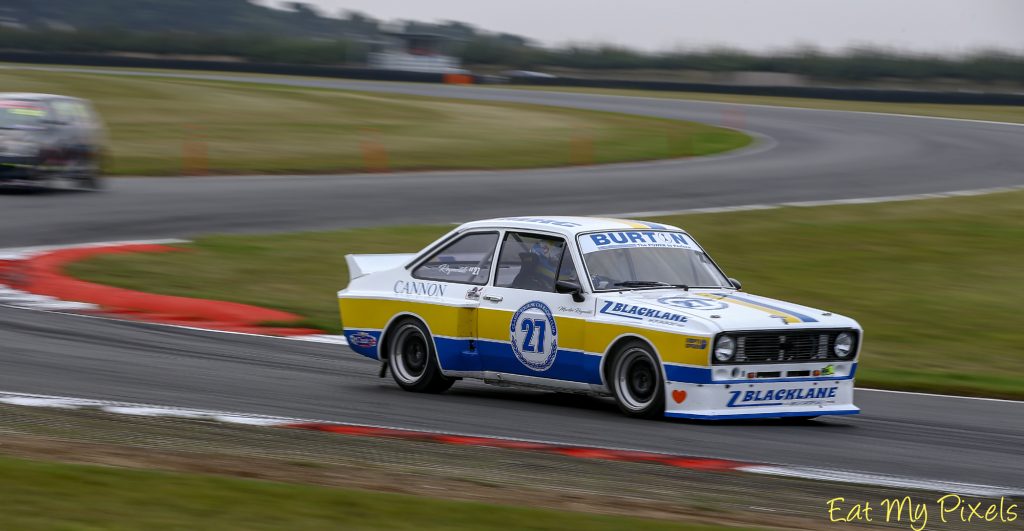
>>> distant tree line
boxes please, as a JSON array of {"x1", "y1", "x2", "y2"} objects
[
  {"x1": 0, "y1": 28, "x2": 363, "y2": 65},
  {"x1": 1, "y1": 0, "x2": 1022, "y2": 84},
  {"x1": 457, "y1": 39, "x2": 1024, "y2": 84}
]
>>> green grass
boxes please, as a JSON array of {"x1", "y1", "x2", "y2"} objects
[
  {"x1": 503, "y1": 85, "x2": 1024, "y2": 124},
  {"x1": 69, "y1": 191, "x2": 1024, "y2": 399},
  {"x1": 0, "y1": 69, "x2": 750, "y2": 175},
  {"x1": 0, "y1": 455, "x2": 753, "y2": 530}
]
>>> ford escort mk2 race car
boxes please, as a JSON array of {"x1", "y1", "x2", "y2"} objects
[
  {"x1": 0, "y1": 93, "x2": 106, "y2": 190},
  {"x1": 338, "y1": 217, "x2": 862, "y2": 420}
]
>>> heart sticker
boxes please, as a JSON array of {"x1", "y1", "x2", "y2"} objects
[{"x1": 671, "y1": 389, "x2": 687, "y2": 403}]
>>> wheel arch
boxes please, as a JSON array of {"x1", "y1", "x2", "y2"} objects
[
  {"x1": 598, "y1": 333, "x2": 667, "y2": 389},
  {"x1": 378, "y1": 311, "x2": 441, "y2": 365}
]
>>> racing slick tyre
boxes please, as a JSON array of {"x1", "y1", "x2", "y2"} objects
[
  {"x1": 609, "y1": 341, "x2": 665, "y2": 419},
  {"x1": 387, "y1": 318, "x2": 454, "y2": 393}
]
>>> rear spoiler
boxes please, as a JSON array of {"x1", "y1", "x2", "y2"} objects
[{"x1": 346, "y1": 253, "x2": 417, "y2": 281}]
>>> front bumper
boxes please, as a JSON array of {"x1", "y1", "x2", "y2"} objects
[
  {"x1": 663, "y1": 378, "x2": 858, "y2": 420},
  {"x1": 0, "y1": 158, "x2": 43, "y2": 184}
]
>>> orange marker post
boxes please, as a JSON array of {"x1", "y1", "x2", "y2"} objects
[
  {"x1": 182, "y1": 124, "x2": 208, "y2": 176},
  {"x1": 361, "y1": 129, "x2": 390, "y2": 173},
  {"x1": 570, "y1": 129, "x2": 594, "y2": 166}
]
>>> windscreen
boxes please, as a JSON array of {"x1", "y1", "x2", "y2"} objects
[
  {"x1": 0, "y1": 101, "x2": 47, "y2": 129},
  {"x1": 578, "y1": 230, "x2": 730, "y2": 291}
]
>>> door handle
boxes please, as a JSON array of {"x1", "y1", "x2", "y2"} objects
[{"x1": 482, "y1": 295, "x2": 503, "y2": 302}]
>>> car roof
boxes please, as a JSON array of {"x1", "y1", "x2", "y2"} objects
[
  {"x1": 0, "y1": 93, "x2": 82, "y2": 102},
  {"x1": 458, "y1": 216, "x2": 684, "y2": 237}
]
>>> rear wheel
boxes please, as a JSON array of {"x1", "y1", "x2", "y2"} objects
[
  {"x1": 609, "y1": 341, "x2": 665, "y2": 418},
  {"x1": 78, "y1": 152, "x2": 106, "y2": 190},
  {"x1": 387, "y1": 319, "x2": 454, "y2": 393}
]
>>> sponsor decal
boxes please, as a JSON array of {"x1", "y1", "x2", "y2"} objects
[
  {"x1": 558, "y1": 306, "x2": 588, "y2": 315},
  {"x1": 510, "y1": 301, "x2": 559, "y2": 371},
  {"x1": 685, "y1": 338, "x2": 708, "y2": 350},
  {"x1": 599, "y1": 300, "x2": 688, "y2": 323},
  {"x1": 727, "y1": 386, "x2": 838, "y2": 407},
  {"x1": 0, "y1": 101, "x2": 47, "y2": 117},
  {"x1": 348, "y1": 331, "x2": 378, "y2": 349},
  {"x1": 657, "y1": 295, "x2": 729, "y2": 311},
  {"x1": 580, "y1": 231, "x2": 692, "y2": 253},
  {"x1": 394, "y1": 280, "x2": 447, "y2": 297},
  {"x1": 438, "y1": 263, "x2": 481, "y2": 276},
  {"x1": 501, "y1": 217, "x2": 582, "y2": 227},
  {"x1": 465, "y1": 286, "x2": 483, "y2": 300}
]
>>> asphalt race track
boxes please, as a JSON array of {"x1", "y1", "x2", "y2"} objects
[
  {"x1": 1, "y1": 307, "x2": 1021, "y2": 489},
  {"x1": 1, "y1": 69, "x2": 1022, "y2": 491}
]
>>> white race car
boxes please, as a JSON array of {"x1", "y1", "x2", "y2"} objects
[{"x1": 338, "y1": 217, "x2": 861, "y2": 420}]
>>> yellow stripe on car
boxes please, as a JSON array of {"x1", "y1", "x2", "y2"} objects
[
  {"x1": 343, "y1": 298, "x2": 711, "y2": 366},
  {"x1": 703, "y1": 293, "x2": 803, "y2": 324}
]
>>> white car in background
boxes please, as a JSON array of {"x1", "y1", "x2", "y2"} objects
[{"x1": 338, "y1": 216, "x2": 861, "y2": 420}]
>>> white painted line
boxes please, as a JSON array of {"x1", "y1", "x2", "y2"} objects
[
  {"x1": 0, "y1": 396, "x2": 87, "y2": 409},
  {"x1": 740, "y1": 465, "x2": 1022, "y2": 498},
  {"x1": 0, "y1": 238, "x2": 187, "y2": 260},
  {"x1": 600, "y1": 184, "x2": 1024, "y2": 219},
  {"x1": 858, "y1": 388, "x2": 1022, "y2": 404},
  {"x1": 288, "y1": 334, "x2": 350, "y2": 345},
  {"x1": 0, "y1": 284, "x2": 101, "y2": 311},
  {"x1": 103, "y1": 406, "x2": 210, "y2": 418}
]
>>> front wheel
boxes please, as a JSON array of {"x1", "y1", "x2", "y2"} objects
[
  {"x1": 609, "y1": 341, "x2": 665, "y2": 418},
  {"x1": 387, "y1": 319, "x2": 454, "y2": 393}
]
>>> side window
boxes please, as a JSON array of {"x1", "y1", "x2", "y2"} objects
[
  {"x1": 78, "y1": 102, "x2": 101, "y2": 128},
  {"x1": 51, "y1": 101, "x2": 93, "y2": 128},
  {"x1": 50, "y1": 101, "x2": 75, "y2": 125},
  {"x1": 495, "y1": 232, "x2": 569, "y2": 292},
  {"x1": 412, "y1": 232, "x2": 498, "y2": 285}
]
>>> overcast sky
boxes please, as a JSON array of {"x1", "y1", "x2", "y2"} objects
[{"x1": 268, "y1": 0, "x2": 1022, "y2": 54}]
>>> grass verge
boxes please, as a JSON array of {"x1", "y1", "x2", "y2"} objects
[
  {"x1": 502, "y1": 85, "x2": 1024, "y2": 123},
  {"x1": 0, "y1": 403, "x2": 846, "y2": 530},
  {"x1": 0, "y1": 68, "x2": 749, "y2": 175},
  {"x1": 0, "y1": 455, "x2": 759, "y2": 530},
  {"x1": 68, "y1": 191, "x2": 1024, "y2": 399}
]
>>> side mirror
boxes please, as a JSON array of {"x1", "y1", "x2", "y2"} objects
[
  {"x1": 555, "y1": 280, "x2": 585, "y2": 303},
  {"x1": 728, "y1": 277, "x2": 743, "y2": 290}
]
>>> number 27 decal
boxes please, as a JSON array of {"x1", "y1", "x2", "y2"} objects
[{"x1": 520, "y1": 319, "x2": 547, "y2": 353}]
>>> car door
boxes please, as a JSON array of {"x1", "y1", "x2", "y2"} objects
[
  {"x1": 406, "y1": 230, "x2": 499, "y2": 375},
  {"x1": 477, "y1": 231, "x2": 598, "y2": 389}
]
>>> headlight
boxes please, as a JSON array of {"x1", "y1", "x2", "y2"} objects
[
  {"x1": 834, "y1": 332, "x2": 855, "y2": 358},
  {"x1": 714, "y1": 335, "x2": 736, "y2": 362}
]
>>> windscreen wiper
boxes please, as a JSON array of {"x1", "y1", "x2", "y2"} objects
[{"x1": 613, "y1": 281, "x2": 694, "y2": 290}]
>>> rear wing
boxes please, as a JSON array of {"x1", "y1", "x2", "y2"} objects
[{"x1": 346, "y1": 253, "x2": 417, "y2": 281}]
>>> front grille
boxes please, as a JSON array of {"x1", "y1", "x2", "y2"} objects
[{"x1": 717, "y1": 330, "x2": 856, "y2": 364}]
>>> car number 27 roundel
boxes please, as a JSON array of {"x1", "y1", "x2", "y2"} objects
[{"x1": 510, "y1": 301, "x2": 559, "y2": 371}]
